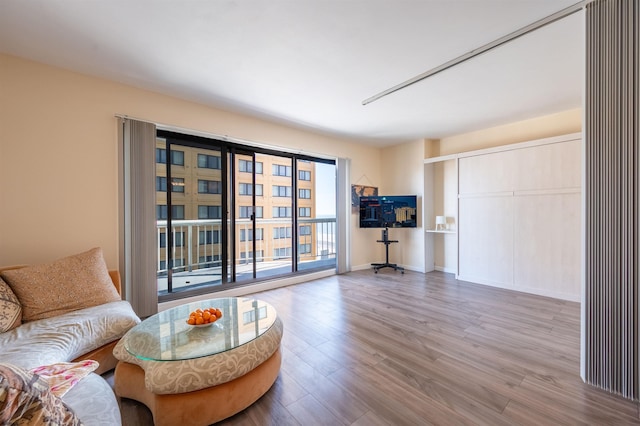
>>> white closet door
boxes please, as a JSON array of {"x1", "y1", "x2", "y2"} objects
[
  {"x1": 456, "y1": 137, "x2": 581, "y2": 301},
  {"x1": 458, "y1": 195, "x2": 514, "y2": 287},
  {"x1": 513, "y1": 192, "x2": 581, "y2": 299}
]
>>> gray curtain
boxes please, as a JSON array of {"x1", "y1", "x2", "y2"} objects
[
  {"x1": 583, "y1": 0, "x2": 640, "y2": 400},
  {"x1": 336, "y1": 157, "x2": 351, "y2": 274},
  {"x1": 118, "y1": 117, "x2": 158, "y2": 318}
]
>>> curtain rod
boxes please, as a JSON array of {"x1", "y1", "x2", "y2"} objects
[
  {"x1": 114, "y1": 114, "x2": 336, "y2": 161},
  {"x1": 362, "y1": 0, "x2": 593, "y2": 106}
]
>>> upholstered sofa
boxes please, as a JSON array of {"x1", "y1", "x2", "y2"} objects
[{"x1": 0, "y1": 248, "x2": 141, "y2": 425}]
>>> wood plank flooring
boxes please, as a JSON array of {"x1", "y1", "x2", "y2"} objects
[{"x1": 110, "y1": 270, "x2": 640, "y2": 425}]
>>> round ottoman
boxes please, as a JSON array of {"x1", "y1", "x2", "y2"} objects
[{"x1": 113, "y1": 297, "x2": 283, "y2": 426}]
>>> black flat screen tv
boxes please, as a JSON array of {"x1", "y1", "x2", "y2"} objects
[{"x1": 359, "y1": 195, "x2": 417, "y2": 228}]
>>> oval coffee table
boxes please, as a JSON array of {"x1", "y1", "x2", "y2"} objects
[{"x1": 113, "y1": 297, "x2": 283, "y2": 426}]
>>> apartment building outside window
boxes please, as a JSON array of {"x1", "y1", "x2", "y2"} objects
[
  {"x1": 273, "y1": 206, "x2": 292, "y2": 218},
  {"x1": 157, "y1": 205, "x2": 184, "y2": 220},
  {"x1": 198, "y1": 154, "x2": 221, "y2": 169},
  {"x1": 239, "y1": 183, "x2": 263, "y2": 196},
  {"x1": 198, "y1": 205, "x2": 221, "y2": 219},
  {"x1": 299, "y1": 207, "x2": 311, "y2": 217},
  {"x1": 240, "y1": 228, "x2": 263, "y2": 241},
  {"x1": 273, "y1": 227, "x2": 292, "y2": 239},
  {"x1": 156, "y1": 148, "x2": 184, "y2": 165},
  {"x1": 272, "y1": 164, "x2": 291, "y2": 177},
  {"x1": 198, "y1": 179, "x2": 222, "y2": 194},
  {"x1": 273, "y1": 185, "x2": 292, "y2": 197},
  {"x1": 199, "y1": 230, "x2": 220, "y2": 245},
  {"x1": 239, "y1": 159, "x2": 263, "y2": 174},
  {"x1": 299, "y1": 170, "x2": 311, "y2": 181},
  {"x1": 299, "y1": 189, "x2": 311, "y2": 199}
]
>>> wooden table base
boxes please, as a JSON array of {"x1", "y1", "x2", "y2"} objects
[{"x1": 114, "y1": 348, "x2": 281, "y2": 426}]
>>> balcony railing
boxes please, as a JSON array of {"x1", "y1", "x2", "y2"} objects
[{"x1": 156, "y1": 217, "x2": 337, "y2": 293}]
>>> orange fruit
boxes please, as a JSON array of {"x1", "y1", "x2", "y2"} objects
[
  {"x1": 195, "y1": 317, "x2": 204, "y2": 325},
  {"x1": 203, "y1": 311, "x2": 211, "y2": 320},
  {"x1": 187, "y1": 317, "x2": 196, "y2": 325}
]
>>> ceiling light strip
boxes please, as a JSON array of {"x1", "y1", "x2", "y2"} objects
[{"x1": 362, "y1": 0, "x2": 594, "y2": 106}]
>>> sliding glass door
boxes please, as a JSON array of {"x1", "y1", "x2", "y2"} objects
[
  {"x1": 156, "y1": 130, "x2": 336, "y2": 301},
  {"x1": 233, "y1": 151, "x2": 260, "y2": 282},
  {"x1": 156, "y1": 138, "x2": 224, "y2": 294}
]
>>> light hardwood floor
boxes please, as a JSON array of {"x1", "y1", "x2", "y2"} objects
[{"x1": 109, "y1": 270, "x2": 640, "y2": 425}]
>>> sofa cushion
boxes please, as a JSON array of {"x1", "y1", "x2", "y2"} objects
[
  {"x1": 0, "y1": 300, "x2": 140, "y2": 370},
  {"x1": 0, "y1": 247, "x2": 121, "y2": 322},
  {"x1": 0, "y1": 276, "x2": 21, "y2": 332},
  {"x1": 63, "y1": 372, "x2": 122, "y2": 426},
  {"x1": 0, "y1": 363, "x2": 82, "y2": 425}
]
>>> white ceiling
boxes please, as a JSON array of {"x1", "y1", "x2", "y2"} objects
[{"x1": 0, "y1": 0, "x2": 585, "y2": 147}]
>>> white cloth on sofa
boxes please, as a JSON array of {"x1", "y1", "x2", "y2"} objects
[{"x1": 0, "y1": 300, "x2": 139, "y2": 368}]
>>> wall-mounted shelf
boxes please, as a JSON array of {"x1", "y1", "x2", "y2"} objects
[{"x1": 425, "y1": 230, "x2": 456, "y2": 234}]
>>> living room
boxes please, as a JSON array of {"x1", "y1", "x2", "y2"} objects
[{"x1": 1, "y1": 0, "x2": 639, "y2": 424}]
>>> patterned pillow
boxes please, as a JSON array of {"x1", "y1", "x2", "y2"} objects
[
  {"x1": 0, "y1": 363, "x2": 82, "y2": 425},
  {"x1": 0, "y1": 276, "x2": 21, "y2": 332},
  {"x1": 0, "y1": 247, "x2": 121, "y2": 322},
  {"x1": 30, "y1": 361, "x2": 99, "y2": 398}
]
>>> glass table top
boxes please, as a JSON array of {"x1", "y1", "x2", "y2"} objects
[{"x1": 124, "y1": 297, "x2": 277, "y2": 361}]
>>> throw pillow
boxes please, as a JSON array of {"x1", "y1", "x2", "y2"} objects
[
  {"x1": 0, "y1": 247, "x2": 121, "y2": 322},
  {"x1": 0, "y1": 276, "x2": 21, "y2": 332},
  {"x1": 0, "y1": 363, "x2": 82, "y2": 425}
]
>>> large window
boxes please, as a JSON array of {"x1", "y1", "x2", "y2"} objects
[{"x1": 153, "y1": 131, "x2": 336, "y2": 301}]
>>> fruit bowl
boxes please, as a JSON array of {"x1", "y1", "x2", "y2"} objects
[
  {"x1": 186, "y1": 321, "x2": 214, "y2": 328},
  {"x1": 186, "y1": 307, "x2": 223, "y2": 327}
]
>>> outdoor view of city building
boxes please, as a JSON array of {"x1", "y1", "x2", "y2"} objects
[{"x1": 155, "y1": 137, "x2": 336, "y2": 297}]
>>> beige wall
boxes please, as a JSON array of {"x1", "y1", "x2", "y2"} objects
[
  {"x1": 378, "y1": 139, "x2": 424, "y2": 272},
  {"x1": 0, "y1": 54, "x2": 382, "y2": 269},
  {"x1": 435, "y1": 108, "x2": 582, "y2": 156},
  {"x1": 0, "y1": 52, "x2": 584, "y2": 276}
]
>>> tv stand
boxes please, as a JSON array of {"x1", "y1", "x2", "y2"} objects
[{"x1": 371, "y1": 228, "x2": 404, "y2": 274}]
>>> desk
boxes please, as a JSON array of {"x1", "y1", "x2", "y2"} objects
[{"x1": 371, "y1": 237, "x2": 404, "y2": 274}]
